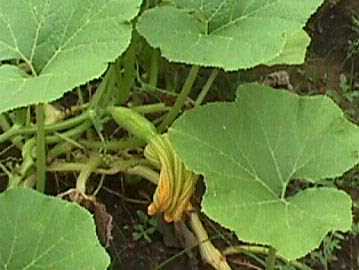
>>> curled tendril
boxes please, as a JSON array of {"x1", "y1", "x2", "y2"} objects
[{"x1": 145, "y1": 134, "x2": 198, "y2": 222}]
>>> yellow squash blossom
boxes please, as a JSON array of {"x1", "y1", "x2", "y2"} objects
[{"x1": 145, "y1": 134, "x2": 198, "y2": 222}]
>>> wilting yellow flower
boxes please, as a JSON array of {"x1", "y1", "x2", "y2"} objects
[{"x1": 145, "y1": 134, "x2": 198, "y2": 222}]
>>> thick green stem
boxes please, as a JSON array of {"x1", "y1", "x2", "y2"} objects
[
  {"x1": 149, "y1": 49, "x2": 160, "y2": 87},
  {"x1": 126, "y1": 165, "x2": 159, "y2": 184},
  {"x1": 45, "y1": 111, "x2": 90, "y2": 131},
  {"x1": 78, "y1": 138, "x2": 145, "y2": 151},
  {"x1": 117, "y1": 42, "x2": 136, "y2": 105},
  {"x1": 266, "y1": 247, "x2": 276, "y2": 270},
  {"x1": 37, "y1": 120, "x2": 92, "y2": 162},
  {"x1": 48, "y1": 122, "x2": 144, "y2": 160},
  {"x1": 0, "y1": 125, "x2": 23, "y2": 149},
  {"x1": 47, "y1": 141, "x2": 77, "y2": 161},
  {"x1": 0, "y1": 125, "x2": 22, "y2": 146},
  {"x1": 189, "y1": 212, "x2": 231, "y2": 270},
  {"x1": 46, "y1": 120, "x2": 95, "y2": 160},
  {"x1": 48, "y1": 158, "x2": 149, "y2": 176},
  {"x1": 7, "y1": 139, "x2": 35, "y2": 189},
  {"x1": 131, "y1": 103, "x2": 171, "y2": 114},
  {"x1": 89, "y1": 64, "x2": 115, "y2": 110},
  {"x1": 46, "y1": 120, "x2": 92, "y2": 144},
  {"x1": 36, "y1": 104, "x2": 47, "y2": 192},
  {"x1": 137, "y1": 81, "x2": 183, "y2": 98},
  {"x1": 0, "y1": 114, "x2": 23, "y2": 148},
  {"x1": 159, "y1": 65, "x2": 200, "y2": 131},
  {"x1": 76, "y1": 87, "x2": 85, "y2": 105},
  {"x1": 90, "y1": 41, "x2": 136, "y2": 109},
  {"x1": 0, "y1": 111, "x2": 90, "y2": 144},
  {"x1": 76, "y1": 155, "x2": 102, "y2": 194},
  {"x1": 195, "y1": 69, "x2": 219, "y2": 107},
  {"x1": 223, "y1": 245, "x2": 313, "y2": 270},
  {"x1": 22, "y1": 175, "x2": 36, "y2": 188},
  {"x1": 0, "y1": 114, "x2": 11, "y2": 130}
]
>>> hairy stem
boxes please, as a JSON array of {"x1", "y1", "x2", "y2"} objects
[
  {"x1": 159, "y1": 65, "x2": 200, "y2": 131},
  {"x1": 76, "y1": 155, "x2": 102, "y2": 194},
  {"x1": 131, "y1": 103, "x2": 171, "y2": 114},
  {"x1": 0, "y1": 114, "x2": 11, "y2": 130},
  {"x1": 0, "y1": 114, "x2": 23, "y2": 149},
  {"x1": 47, "y1": 141, "x2": 77, "y2": 161},
  {"x1": 265, "y1": 247, "x2": 276, "y2": 270},
  {"x1": 117, "y1": 42, "x2": 136, "y2": 105},
  {"x1": 78, "y1": 138, "x2": 144, "y2": 151},
  {"x1": 48, "y1": 159, "x2": 150, "y2": 177},
  {"x1": 36, "y1": 104, "x2": 47, "y2": 192},
  {"x1": 195, "y1": 69, "x2": 219, "y2": 107},
  {"x1": 149, "y1": 49, "x2": 160, "y2": 87},
  {"x1": 7, "y1": 139, "x2": 35, "y2": 189},
  {"x1": 46, "y1": 120, "x2": 92, "y2": 144},
  {"x1": 126, "y1": 165, "x2": 159, "y2": 185},
  {"x1": 223, "y1": 245, "x2": 313, "y2": 270},
  {"x1": 0, "y1": 111, "x2": 90, "y2": 144},
  {"x1": 189, "y1": 212, "x2": 231, "y2": 270}
]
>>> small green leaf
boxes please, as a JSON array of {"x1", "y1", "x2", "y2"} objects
[
  {"x1": 0, "y1": 188, "x2": 110, "y2": 270},
  {"x1": 137, "y1": 0, "x2": 324, "y2": 70},
  {"x1": 169, "y1": 83, "x2": 358, "y2": 260},
  {"x1": 0, "y1": 0, "x2": 142, "y2": 113}
]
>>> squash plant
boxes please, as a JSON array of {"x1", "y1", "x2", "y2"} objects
[{"x1": 0, "y1": 0, "x2": 358, "y2": 270}]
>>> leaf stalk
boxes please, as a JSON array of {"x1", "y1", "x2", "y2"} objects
[
  {"x1": 35, "y1": 104, "x2": 47, "y2": 192},
  {"x1": 76, "y1": 155, "x2": 102, "y2": 194},
  {"x1": 195, "y1": 68, "x2": 219, "y2": 107},
  {"x1": 159, "y1": 65, "x2": 200, "y2": 131},
  {"x1": 223, "y1": 245, "x2": 313, "y2": 270},
  {"x1": 265, "y1": 247, "x2": 276, "y2": 270},
  {"x1": 189, "y1": 212, "x2": 231, "y2": 270}
]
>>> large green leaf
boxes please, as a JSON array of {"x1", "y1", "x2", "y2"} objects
[
  {"x1": 137, "y1": 0, "x2": 323, "y2": 70},
  {"x1": 0, "y1": 0, "x2": 142, "y2": 113},
  {"x1": 169, "y1": 84, "x2": 358, "y2": 260},
  {"x1": 0, "y1": 188, "x2": 110, "y2": 269},
  {"x1": 265, "y1": 30, "x2": 310, "y2": 66}
]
